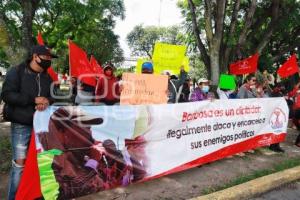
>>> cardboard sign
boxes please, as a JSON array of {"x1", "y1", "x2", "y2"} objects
[
  {"x1": 219, "y1": 74, "x2": 236, "y2": 90},
  {"x1": 120, "y1": 73, "x2": 168, "y2": 105},
  {"x1": 152, "y1": 42, "x2": 188, "y2": 74}
]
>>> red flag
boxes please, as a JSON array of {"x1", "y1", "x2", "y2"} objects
[
  {"x1": 90, "y1": 55, "x2": 103, "y2": 76},
  {"x1": 47, "y1": 67, "x2": 59, "y2": 82},
  {"x1": 277, "y1": 54, "x2": 299, "y2": 78},
  {"x1": 37, "y1": 31, "x2": 44, "y2": 45},
  {"x1": 36, "y1": 32, "x2": 59, "y2": 82},
  {"x1": 68, "y1": 40, "x2": 97, "y2": 86},
  {"x1": 229, "y1": 53, "x2": 259, "y2": 75},
  {"x1": 16, "y1": 132, "x2": 42, "y2": 200}
]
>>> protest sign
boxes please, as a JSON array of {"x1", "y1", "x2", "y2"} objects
[
  {"x1": 219, "y1": 74, "x2": 236, "y2": 90},
  {"x1": 120, "y1": 72, "x2": 168, "y2": 105},
  {"x1": 152, "y1": 42, "x2": 187, "y2": 74}
]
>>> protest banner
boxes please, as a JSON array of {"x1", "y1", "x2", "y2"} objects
[
  {"x1": 120, "y1": 72, "x2": 168, "y2": 105},
  {"x1": 17, "y1": 98, "x2": 288, "y2": 199},
  {"x1": 152, "y1": 42, "x2": 188, "y2": 74}
]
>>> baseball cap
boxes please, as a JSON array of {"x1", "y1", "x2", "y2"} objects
[
  {"x1": 198, "y1": 78, "x2": 209, "y2": 84},
  {"x1": 31, "y1": 45, "x2": 58, "y2": 58},
  {"x1": 141, "y1": 62, "x2": 153, "y2": 71}
]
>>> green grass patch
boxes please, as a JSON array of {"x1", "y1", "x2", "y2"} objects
[
  {"x1": 202, "y1": 158, "x2": 300, "y2": 195},
  {"x1": 0, "y1": 136, "x2": 11, "y2": 173}
]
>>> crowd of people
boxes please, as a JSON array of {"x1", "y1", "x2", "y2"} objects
[{"x1": 1, "y1": 44, "x2": 299, "y2": 199}]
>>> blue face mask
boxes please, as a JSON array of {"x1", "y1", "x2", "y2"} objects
[{"x1": 201, "y1": 85, "x2": 209, "y2": 93}]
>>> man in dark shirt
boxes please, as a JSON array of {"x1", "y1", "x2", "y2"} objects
[{"x1": 1, "y1": 45, "x2": 57, "y2": 200}]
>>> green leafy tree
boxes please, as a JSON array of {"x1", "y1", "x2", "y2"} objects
[
  {"x1": 0, "y1": 0, "x2": 125, "y2": 71},
  {"x1": 178, "y1": 0, "x2": 300, "y2": 85},
  {"x1": 126, "y1": 24, "x2": 184, "y2": 58}
]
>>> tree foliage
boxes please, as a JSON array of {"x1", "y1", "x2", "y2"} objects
[
  {"x1": 126, "y1": 24, "x2": 184, "y2": 58},
  {"x1": 0, "y1": 0, "x2": 125, "y2": 71},
  {"x1": 178, "y1": 0, "x2": 300, "y2": 84}
]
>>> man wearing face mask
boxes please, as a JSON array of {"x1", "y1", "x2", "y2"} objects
[
  {"x1": 95, "y1": 63, "x2": 120, "y2": 105},
  {"x1": 189, "y1": 78, "x2": 211, "y2": 102},
  {"x1": 1, "y1": 45, "x2": 57, "y2": 200},
  {"x1": 237, "y1": 74, "x2": 258, "y2": 99}
]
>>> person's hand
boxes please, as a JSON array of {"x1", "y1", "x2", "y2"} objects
[
  {"x1": 180, "y1": 66, "x2": 185, "y2": 72},
  {"x1": 35, "y1": 97, "x2": 49, "y2": 111},
  {"x1": 35, "y1": 103, "x2": 48, "y2": 111},
  {"x1": 35, "y1": 97, "x2": 49, "y2": 105},
  {"x1": 92, "y1": 143, "x2": 106, "y2": 157}
]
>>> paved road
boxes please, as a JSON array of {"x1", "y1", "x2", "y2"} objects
[{"x1": 251, "y1": 181, "x2": 300, "y2": 200}]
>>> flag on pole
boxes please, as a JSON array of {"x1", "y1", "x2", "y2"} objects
[
  {"x1": 68, "y1": 40, "x2": 96, "y2": 86},
  {"x1": 229, "y1": 53, "x2": 259, "y2": 75},
  {"x1": 89, "y1": 55, "x2": 103, "y2": 76},
  {"x1": 277, "y1": 54, "x2": 299, "y2": 78},
  {"x1": 36, "y1": 32, "x2": 58, "y2": 82},
  {"x1": 15, "y1": 133, "x2": 42, "y2": 200}
]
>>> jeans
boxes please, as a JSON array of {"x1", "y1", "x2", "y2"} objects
[{"x1": 7, "y1": 123, "x2": 32, "y2": 200}]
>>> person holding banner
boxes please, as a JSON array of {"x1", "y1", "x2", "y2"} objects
[
  {"x1": 95, "y1": 63, "x2": 120, "y2": 105},
  {"x1": 1, "y1": 45, "x2": 57, "y2": 200}
]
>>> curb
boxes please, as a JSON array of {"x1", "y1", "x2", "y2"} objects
[{"x1": 190, "y1": 165, "x2": 300, "y2": 200}]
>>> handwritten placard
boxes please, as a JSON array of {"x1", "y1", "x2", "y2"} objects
[{"x1": 120, "y1": 73, "x2": 168, "y2": 105}]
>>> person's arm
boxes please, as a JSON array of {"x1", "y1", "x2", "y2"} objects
[
  {"x1": 1, "y1": 67, "x2": 35, "y2": 106},
  {"x1": 237, "y1": 86, "x2": 247, "y2": 99},
  {"x1": 178, "y1": 69, "x2": 187, "y2": 85}
]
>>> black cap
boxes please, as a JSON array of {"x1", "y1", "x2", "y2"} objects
[{"x1": 31, "y1": 45, "x2": 58, "y2": 58}]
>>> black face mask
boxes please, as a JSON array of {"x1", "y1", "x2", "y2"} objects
[{"x1": 37, "y1": 56, "x2": 51, "y2": 70}]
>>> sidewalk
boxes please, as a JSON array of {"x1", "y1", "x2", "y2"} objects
[{"x1": 0, "y1": 124, "x2": 299, "y2": 200}]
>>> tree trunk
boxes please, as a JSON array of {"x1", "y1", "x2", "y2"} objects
[
  {"x1": 210, "y1": 47, "x2": 220, "y2": 85},
  {"x1": 255, "y1": 0, "x2": 280, "y2": 53},
  {"x1": 234, "y1": 0, "x2": 257, "y2": 56},
  {"x1": 187, "y1": 0, "x2": 211, "y2": 78},
  {"x1": 20, "y1": 0, "x2": 40, "y2": 53}
]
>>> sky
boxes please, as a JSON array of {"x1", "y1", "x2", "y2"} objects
[{"x1": 114, "y1": 0, "x2": 183, "y2": 58}]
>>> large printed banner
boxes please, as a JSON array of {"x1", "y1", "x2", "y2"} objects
[{"x1": 29, "y1": 98, "x2": 287, "y2": 199}]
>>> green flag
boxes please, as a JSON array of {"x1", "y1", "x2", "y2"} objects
[{"x1": 219, "y1": 74, "x2": 236, "y2": 90}]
